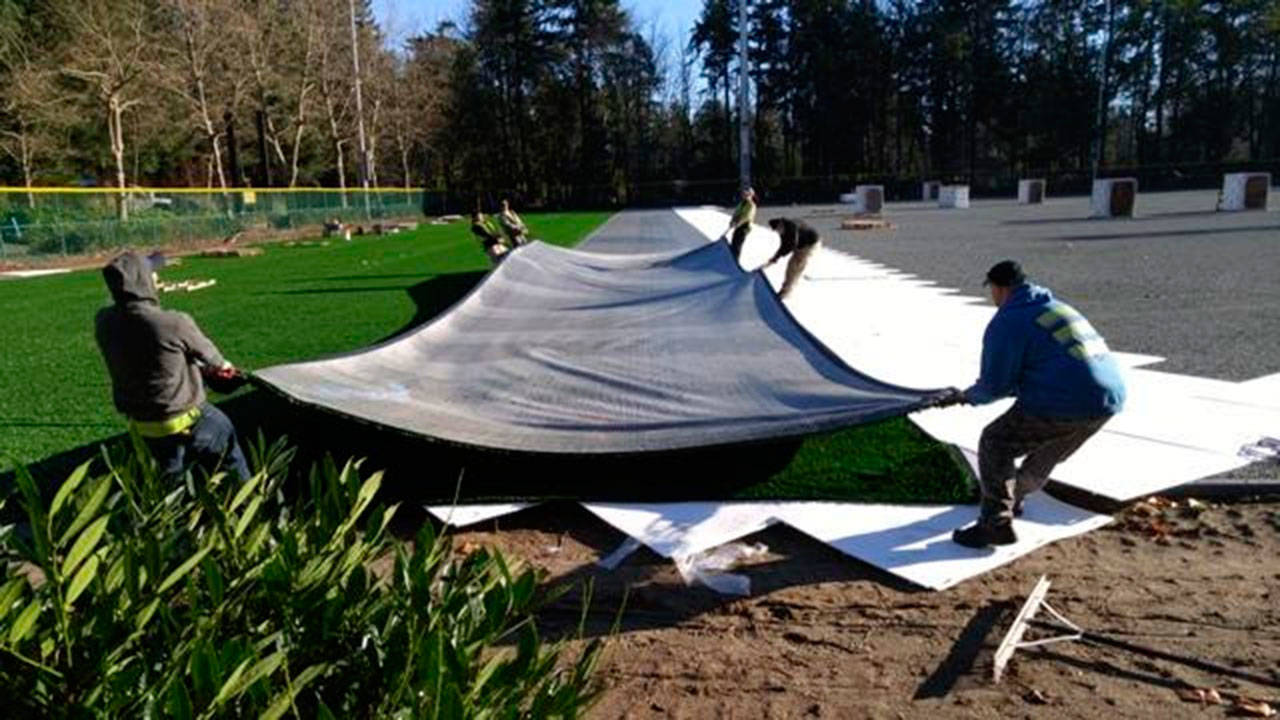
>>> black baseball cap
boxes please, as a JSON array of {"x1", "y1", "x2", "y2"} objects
[{"x1": 984, "y1": 260, "x2": 1026, "y2": 287}]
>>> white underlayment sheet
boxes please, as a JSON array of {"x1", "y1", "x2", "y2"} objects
[
  {"x1": 427, "y1": 496, "x2": 1111, "y2": 592},
  {"x1": 426, "y1": 503, "x2": 532, "y2": 527},
  {"x1": 581, "y1": 496, "x2": 1110, "y2": 591},
  {"x1": 675, "y1": 207, "x2": 1280, "y2": 502},
  {"x1": 768, "y1": 494, "x2": 1111, "y2": 591}
]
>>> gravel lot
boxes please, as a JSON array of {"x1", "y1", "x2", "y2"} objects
[{"x1": 775, "y1": 189, "x2": 1280, "y2": 381}]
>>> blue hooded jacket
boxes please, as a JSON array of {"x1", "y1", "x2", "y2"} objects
[{"x1": 964, "y1": 284, "x2": 1126, "y2": 418}]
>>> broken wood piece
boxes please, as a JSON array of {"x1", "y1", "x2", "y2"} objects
[
  {"x1": 1175, "y1": 687, "x2": 1224, "y2": 705},
  {"x1": 199, "y1": 247, "x2": 262, "y2": 258},
  {"x1": 157, "y1": 279, "x2": 217, "y2": 293},
  {"x1": 1235, "y1": 698, "x2": 1277, "y2": 718},
  {"x1": 840, "y1": 217, "x2": 895, "y2": 231}
]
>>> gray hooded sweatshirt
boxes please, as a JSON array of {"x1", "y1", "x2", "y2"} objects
[{"x1": 95, "y1": 252, "x2": 227, "y2": 421}]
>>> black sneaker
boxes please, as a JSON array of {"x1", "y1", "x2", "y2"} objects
[
  {"x1": 952, "y1": 522, "x2": 1018, "y2": 548},
  {"x1": 1013, "y1": 501, "x2": 1024, "y2": 518}
]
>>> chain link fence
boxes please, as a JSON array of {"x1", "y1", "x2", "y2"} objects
[
  {"x1": 0, "y1": 188, "x2": 426, "y2": 260},
  {"x1": 3, "y1": 161, "x2": 1275, "y2": 259}
]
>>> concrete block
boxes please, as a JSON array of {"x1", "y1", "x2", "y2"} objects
[
  {"x1": 1090, "y1": 178, "x2": 1138, "y2": 218},
  {"x1": 939, "y1": 185, "x2": 969, "y2": 209},
  {"x1": 1018, "y1": 179, "x2": 1046, "y2": 205},
  {"x1": 1220, "y1": 172, "x2": 1270, "y2": 211}
]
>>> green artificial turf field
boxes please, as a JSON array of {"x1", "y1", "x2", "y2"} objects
[{"x1": 0, "y1": 211, "x2": 972, "y2": 503}]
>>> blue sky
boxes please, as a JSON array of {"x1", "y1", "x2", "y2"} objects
[{"x1": 371, "y1": 0, "x2": 702, "y2": 57}]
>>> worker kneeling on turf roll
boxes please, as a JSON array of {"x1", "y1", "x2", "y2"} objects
[
  {"x1": 763, "y1": 217, "x2": 821, "y2": 299},
  {"x1": 936, "y1": 260, "x2": 1126, "y2": 549},
  {"x1": 95, "y1": 251, "x2": 250, "y2": 481}
]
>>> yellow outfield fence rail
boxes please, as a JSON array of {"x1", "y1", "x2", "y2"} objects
[{"x1": 0, "y1": 187, "x2": 427, "y2": 259}]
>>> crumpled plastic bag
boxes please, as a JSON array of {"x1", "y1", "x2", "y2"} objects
[{"x1": 673, "y1": 542, "x2": 769, "y2": 596}]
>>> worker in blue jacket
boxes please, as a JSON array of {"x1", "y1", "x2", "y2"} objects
[{"x1": 941, "y1": 260, "x2": 1126, "y2": 549}]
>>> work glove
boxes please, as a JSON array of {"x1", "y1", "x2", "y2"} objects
[
  {"x1": 202, "y1": 364, "x2": 248, "y2": 394},
  {"x1": 924, "y1": 387, "x2": 966, "y2": 409}
]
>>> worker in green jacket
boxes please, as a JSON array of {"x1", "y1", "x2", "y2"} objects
[
  {"x1": 722, "y1": 187, "x2": 756, "y2": 263},
  {"x1": 471, "y1": 211, "x2": 510, "y2": 265},
  {"x1": 498, "y1": 199, "x2": 530, "y2": 246}
]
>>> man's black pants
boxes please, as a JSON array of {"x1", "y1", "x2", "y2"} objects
[{"x1": 729, "y1": 224, "x2": 751, "y2": 262}]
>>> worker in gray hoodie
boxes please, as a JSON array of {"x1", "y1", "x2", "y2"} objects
[{"x1": 95, "y1": 251, "x2": 249, "y2": 481}]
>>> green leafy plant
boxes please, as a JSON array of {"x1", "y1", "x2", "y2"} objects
[{"x1": 0, "y1": 435, "x2": 605, "y2": 718}]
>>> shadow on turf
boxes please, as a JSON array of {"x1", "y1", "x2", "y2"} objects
[
  {"x1": 392, "y1": 271, "x2": 489, "y2": 339},
  {"x1": 268, "y1": 286, "x2": 412, "y2": 295},
  {"x1": 307, "y1": 273, "x2": 443, "y2": 283},
  {"x1": 235, "y1": 387, "x2": 808, "y2": 506}
]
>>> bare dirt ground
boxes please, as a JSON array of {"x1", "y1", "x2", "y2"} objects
[{"x1": 446, "y1": 496, "x2": 1280, "y2": 719}]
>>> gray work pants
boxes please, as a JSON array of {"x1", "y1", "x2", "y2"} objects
[
  {"x1": 978, "y1": 404, "x2": 1111, "y2": 524},
  {"x1": 779, "y1": 242, "x2": 819, "y2": 299}
]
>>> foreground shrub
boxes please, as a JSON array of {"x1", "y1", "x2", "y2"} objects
[{"x1": 0, "y1": 436, "x2": 604, "y2": 718}]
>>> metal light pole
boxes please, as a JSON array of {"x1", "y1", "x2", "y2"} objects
[
  {"x1": 349, "y1": 0, "x2": 373, "y2": 217},
  {"x1": 1091, "y1": 0, "x2": 1113, "y2": 180},
  {"x1": 738, "y1": 0, "x2": 751, "y2": 191}
]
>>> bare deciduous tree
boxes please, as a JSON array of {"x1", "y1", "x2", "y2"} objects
[
  {"x1": 314, "y1": 0, "x2": 355, "y2": 201},
  {"x1": 51, "y1": 0, "x2": 154, "y2": 219},
  {"x1": 157, "y1": 0, "x2": 244, "y2": 190},
  {"x1": 240, "y1": 0, "x2": 322, "y2": 187},
  {"x1": 398, "y1": 31, "x2": 456, "y2": 188},
  {"x1": 0, "y1": 23, "x2": 63, "y2": 207}
]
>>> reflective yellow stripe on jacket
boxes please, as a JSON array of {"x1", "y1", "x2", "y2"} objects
[
  {"x1": 1035, "y1": 303, "x2": 1110, "y2": 360},
  {"x1": 129, "y1": 406, "x2": 202, "y2": 438}
]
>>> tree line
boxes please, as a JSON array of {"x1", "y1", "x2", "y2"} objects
[{"x1": 1, "y1": 0, "x2": 1277, "y2": 209}]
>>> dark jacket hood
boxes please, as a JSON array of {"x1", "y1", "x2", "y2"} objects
[{"x1": 103, "y1": 251, "x2": 158, "y2": 304}]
